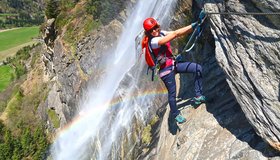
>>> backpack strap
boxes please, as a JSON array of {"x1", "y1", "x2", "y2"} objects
[
  {"x1": 147, "y1": 32, "x2": 168, "y2": 81},
  {"x1": 147, "y1": 32, "x2": 167, "y2": 64}
]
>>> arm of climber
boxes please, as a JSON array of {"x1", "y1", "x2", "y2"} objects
[{"x1": 157, "y1": 24, "x2": 194, "y2": 45}]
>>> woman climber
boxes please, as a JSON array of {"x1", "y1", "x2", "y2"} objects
[{"x1": 141, "y1": 11, "x2": 206, "y2": 124}]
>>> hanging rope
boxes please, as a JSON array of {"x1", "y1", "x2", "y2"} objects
[
  {"x1": 174, "y1": 10, "x2": 280, "y2": 60},
  {"x1": 181, "y1": 15, "x2": 207, "y2": 53},
  {"x1": 182, "y1": 10, "x2": 280, "y2": 53},
  {"x1": 205, "y1": 11, "x2": 280, "y2": 15}
]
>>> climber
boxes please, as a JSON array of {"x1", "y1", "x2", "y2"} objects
[{"x1": 141, "y1": 11, "x2": 206, "y2": 124}]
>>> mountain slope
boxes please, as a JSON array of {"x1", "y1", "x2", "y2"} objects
[{"x1": 0, "y1": 0, "x2": 44, "y2": 28}]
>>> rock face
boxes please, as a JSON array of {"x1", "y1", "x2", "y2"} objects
[
  {"x1": 40, "y1": 19, "x2": 124, "y2": 128},
  {"x1": 142, "y1": 0, "x2": 280, "y2": 159},
  {"x1": 40, "y1": 0, "x2": 134, "y2": 130},
  {"x1": 205, "y1": 0, "x2": 280, "y2": 151}
]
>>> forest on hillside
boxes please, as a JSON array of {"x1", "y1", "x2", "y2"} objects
[{"x1": 0, "y1": 0, "x2": 44, "y2": 28}]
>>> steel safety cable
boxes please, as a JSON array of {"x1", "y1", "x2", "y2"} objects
[{"x1": 205, "y1": 12, "x2": 280, "y2": 15}]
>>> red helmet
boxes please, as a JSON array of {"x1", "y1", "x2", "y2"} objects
[{"x1": 143, "y1": 17, "x2": 159, "y2": 31}]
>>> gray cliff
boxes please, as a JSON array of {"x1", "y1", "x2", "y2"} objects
[
  {"x1": 143, "y1": 0, "x2": 280, "y2": 159},
  {"x1": 205, "y1": 0, "x2": 280, "y2": 152}
]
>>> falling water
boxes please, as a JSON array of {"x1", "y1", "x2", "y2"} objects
[{"x1": 51, "y1": 0, "x2": 177, "y2": 159}]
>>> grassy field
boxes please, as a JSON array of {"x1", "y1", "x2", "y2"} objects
[
  {"x1": 0, "y1": 41, "x2": 36, "y2": 61},
  {"x1": 0, "y1": 65, "x2": 14, "y2": 92},
  {"x1": 0, "y1": 26, "x2": 39, "y2": 61},
  {"x1": 0, "y1": 26, "x2": 39, "y2": 51}
]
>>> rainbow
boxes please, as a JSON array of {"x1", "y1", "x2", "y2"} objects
[{"x1": 55, "y1": 87, "x2": 168, "y2": 139}]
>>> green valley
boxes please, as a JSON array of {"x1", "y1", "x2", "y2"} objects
[{"x1": 0, "y1": 26, "x2": 39, "y2": 61}]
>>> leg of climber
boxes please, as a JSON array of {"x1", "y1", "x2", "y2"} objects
[
  {"x1": 161, "y1": 70, "x2": 186, "y2": 123},
  {"x1": 176, "y1": 62, "x2": 206, "y2": 104}
]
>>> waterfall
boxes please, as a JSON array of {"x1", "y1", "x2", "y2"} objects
[{"x1": 51, "y1": 0, "x2": 177, "y2": 159}]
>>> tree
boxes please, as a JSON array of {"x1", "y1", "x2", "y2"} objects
[
  {"x1": 0, "y1": 129, "x2": 14, "y2": 159},
  {"x1": 33, "y1": 126, "x2": 49, "y2": 160},
  {"x1": 86, "y1": 0, "x2": 102, "y2": 20},
  {"x1": 0, "y1": 120, "x2": 4, "y2": 135},
  {"x1": 45, "y1": 0, "x2": 60, "y2": 19},
  {"x1": 21, "y1": 128, "x2": 33, "y2": 156},
  {"x1": 0, "y1": 143, "x2": 8, "y2": 159},
  {"x1": 12, "y1": 139, "x2": 23, "y2": 160},
  {"x1": 86, "y1": 0, "x2": 126, "y2": 25},
  {"x1": 7, "y1": 0, "x2": 24, "y2": 9}
]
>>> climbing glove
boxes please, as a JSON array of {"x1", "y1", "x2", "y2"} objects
[{"x1": 191, "y1": 21, "x2": 198, "y2": 29}]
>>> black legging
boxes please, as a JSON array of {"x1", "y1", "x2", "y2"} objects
[{"x1": 160, "y1": 62, "x2": 203, "y2": 117}]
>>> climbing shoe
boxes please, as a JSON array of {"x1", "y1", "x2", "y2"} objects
[
  {"x1": 193, "y1": 95, "x2": 206, "y2": 105},
  {"x1": 175, "y1": 114, "x2": 186, "y2": 124}
]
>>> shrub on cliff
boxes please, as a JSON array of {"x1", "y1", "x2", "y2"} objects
[
  {"x1": 45, "y1": 0, "x2": 60, "y2": 19},
  {"x1": 86, "y1": 0, "x2": 126, "y2": 25}
]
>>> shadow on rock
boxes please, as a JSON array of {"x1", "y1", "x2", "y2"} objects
[
  {"x1": 167, "y1": 98, "x2": 207, "y2": 135},
  {"x1": 176, "y1": 30, "x2": 280, "y2": 158},
  {"x1": 204, "y1": 93, "x2": 280, "y2": 157},
  {"x1": 278, "y1": 82, "x2": 280, "y2": 102}
]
